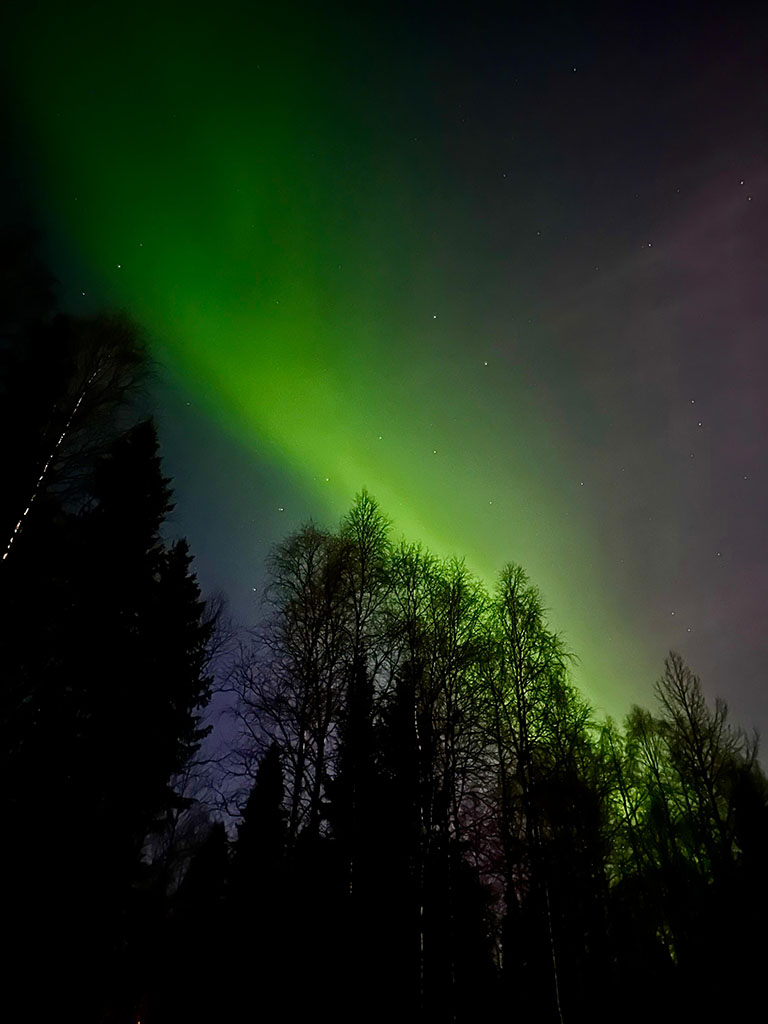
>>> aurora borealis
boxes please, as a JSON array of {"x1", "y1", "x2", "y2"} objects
[{"x1": 3, "y1": 1, "x2": 767, "y2": 728}]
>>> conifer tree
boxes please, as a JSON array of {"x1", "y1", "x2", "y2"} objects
[{"x1": 0, "y1": 274, "x2": 215, "y2": 1019}]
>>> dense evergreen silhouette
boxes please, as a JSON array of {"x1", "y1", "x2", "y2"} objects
[{"x1": 0, "y1": 230, "x2": 215, "y2": 1021}]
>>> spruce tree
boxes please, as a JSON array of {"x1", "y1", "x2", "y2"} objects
[{"x1": 1, "y1": 287, "x2": 214, "y2": 1019}]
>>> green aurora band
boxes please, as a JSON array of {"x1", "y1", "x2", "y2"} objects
[{"x1": 3, "y1": 2, "x2": 658, "y2": 715}]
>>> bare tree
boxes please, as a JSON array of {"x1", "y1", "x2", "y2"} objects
[
  {"x1": 654, "y1": 652, "x2": 757, "y2": 876},
  {"x1": 3, "y1": 312, "x2": 147, "y2": 561},
  {"x1": 231, "y1": 524, "x2": 349, "y2": 842},
  {"x1": 485, "y1": 564, "x2": 573, "y2": 1023}
]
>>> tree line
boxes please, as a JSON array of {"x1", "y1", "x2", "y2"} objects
[
  {"x1": 218, "y1": 496, "x2": 767, "y2": 1023},
  {"x1": 2, "y1": 226, "x2": 766, "y2": 1022}
]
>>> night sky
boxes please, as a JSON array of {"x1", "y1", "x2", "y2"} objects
[{"x1": 3, "y1": 0, "x2": 767, "y2": 732}]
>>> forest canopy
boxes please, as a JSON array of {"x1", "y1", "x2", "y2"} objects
[
  {"x1": 218, "y1": 490, "x2": 767, "y2": 1023},
  {"x1": 2, "y1": 228, "x2": 766, "y2": 1021}
]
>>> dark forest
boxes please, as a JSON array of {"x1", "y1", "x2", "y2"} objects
[{"x1": 3, "y1": 232, "x2": 767, "y2": 1023}]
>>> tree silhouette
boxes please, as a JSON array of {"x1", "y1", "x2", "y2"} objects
[
  {"x1": 0, "y1": 253, "x2": 215, "y2": 1020},
  {"x1": 1, "y1": 310, "x2": 147, "y2": 562}
]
